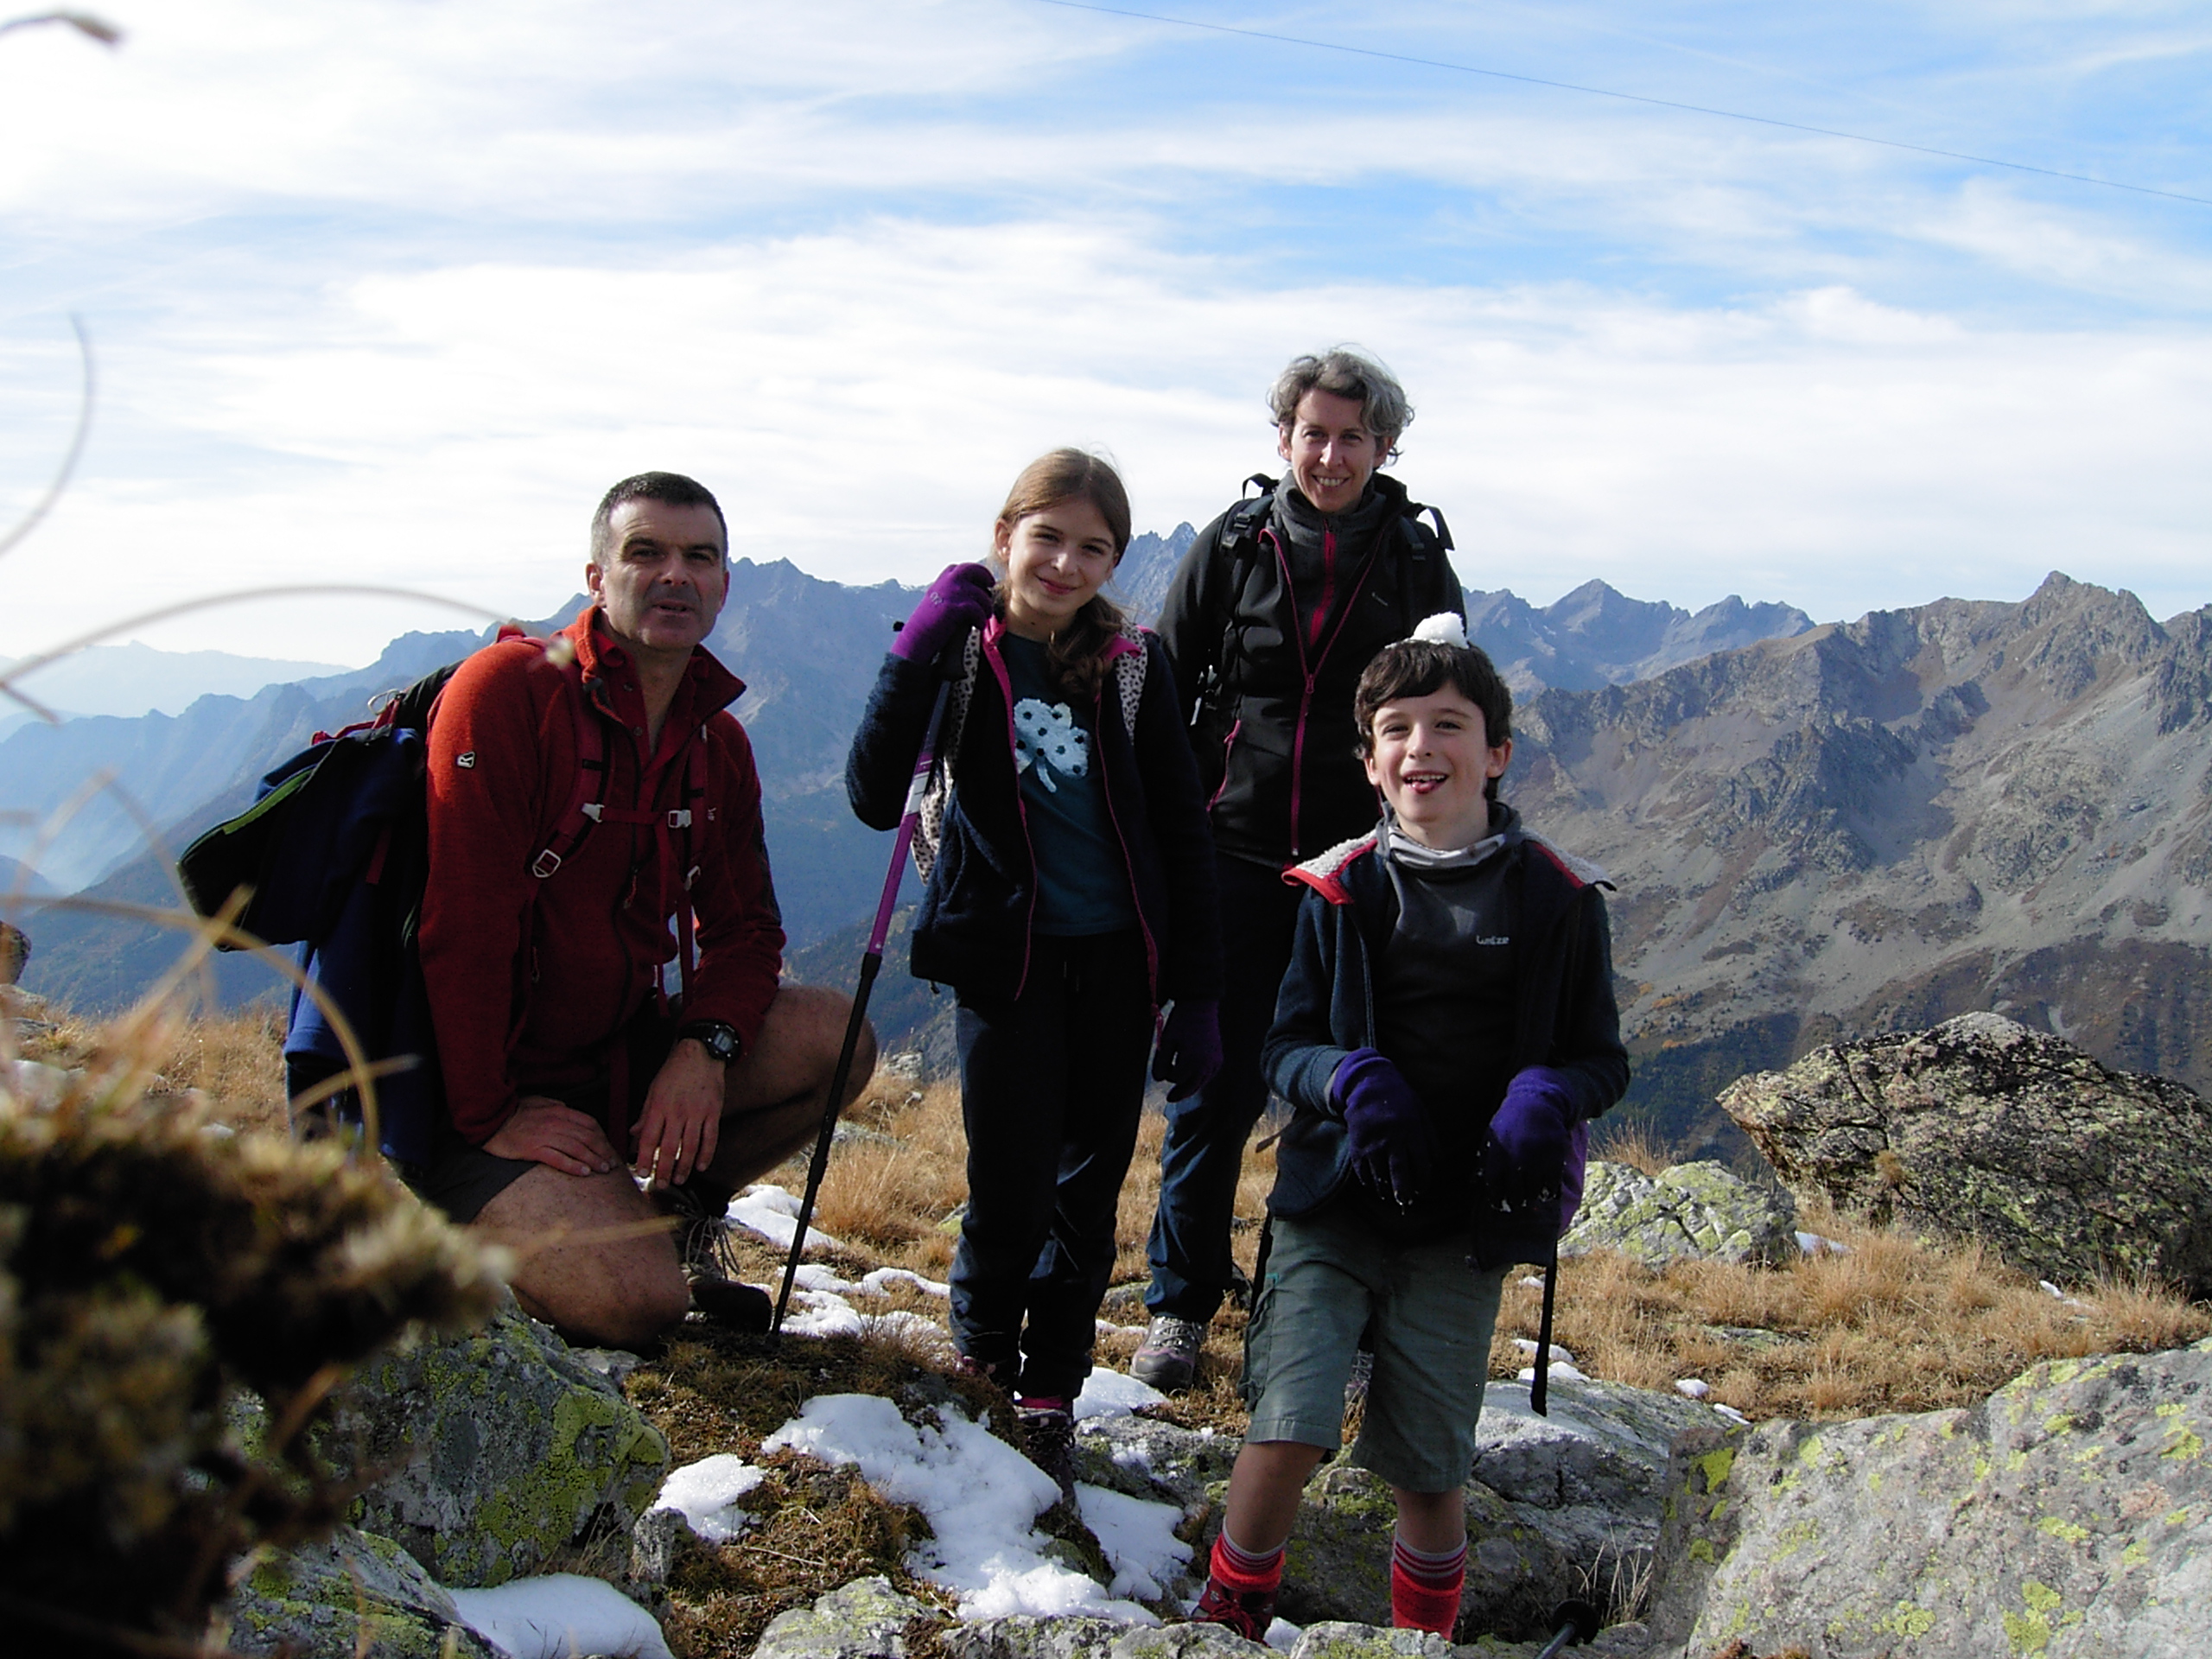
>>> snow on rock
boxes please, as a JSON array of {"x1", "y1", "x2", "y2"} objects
[
  {"x1": 1073, "y1": 1363, "x2": 1166, "y2": 1421},
  {"x1": 653, "y1": 1453, "x2": 766, "y2": 1544},
  {"x1": 760, "y1": 1393, "x2": 1169, "y2": 1622},
  {"x1": 1074, "y1": 1482, "x2": 1191, "y2": 1601},
  {"x1": 450, "y1": 1573, "x2": 672, "y2": 1659}
]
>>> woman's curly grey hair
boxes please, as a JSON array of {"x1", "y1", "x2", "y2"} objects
[{"x1": 1268, "y1": 348, "x2": 1414, "y2": 463}]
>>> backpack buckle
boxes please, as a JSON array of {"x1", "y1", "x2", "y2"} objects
[
  {"x1": 581, "y1": 803, "x2": 605, "y2": 823},
  {"x1": 667, "y1": 809, "x2": 692, "y2": 830},
  {"x1": 531, "y1": 849, "x2": 563, "y2": 878}
]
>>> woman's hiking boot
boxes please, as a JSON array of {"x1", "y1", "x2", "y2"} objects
[
  {"x1": 1192, "y1": 1576, "x2": 1278, "y2": 1641},
  {"x1": 1131, "y1": 1314, "x2": 1207, "y2": 1393}
]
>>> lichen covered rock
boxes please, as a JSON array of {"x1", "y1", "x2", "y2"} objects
[
  {"x1": 222, "y1": 1524, "x2": 501, "y2": 1659},
  {"x1": 319, "y1": 1300, "x2": 671, "y2": 1588},
  {"x1": 1561, "y1": 1160, "x2": 1797, "y2": 1268},
  {"x1": 1644, "y1": 1338, "x2": 2212, "y2": 1656},
  {"x1": 1719, "y1": 1011, "x2": 2212, "y2": 1294},
  {"x1": 754, "y1": 1574, "x2": 932, "y2": 1659}
]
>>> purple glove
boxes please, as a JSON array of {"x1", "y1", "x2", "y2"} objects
[
  {"x1": 1331, "y1": 1047, "x2": 1437, "y2": 1207},
  {"x1": 1151, "y1": 1000, "x2": 1221, "y2": 1103},
  {"x1": 1487, "y1": 1066, "x2": 1575, "y2": 1184},
  {"x1": 893, "y1": 563, "x2": 995, "y2": 664}
]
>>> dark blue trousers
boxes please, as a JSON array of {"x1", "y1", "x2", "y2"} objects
[
  {"x1": 951, "y1": 929, "x2": 1153, "y2": 1402},
  {"x1": 1144, "y1": 852, "x2": 1305, "y2": 1321}
]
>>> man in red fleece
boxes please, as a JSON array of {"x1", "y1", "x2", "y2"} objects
[{"x1": 416, "y1": 471, "x2": 873, "y2": 1349}]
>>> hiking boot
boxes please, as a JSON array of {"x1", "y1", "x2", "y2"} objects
[
  {"x1": 666, "y1": 1182, "x2": 770, "y2": 1332},
  {"x1": 1015, "y1": 1400, "x2": 1079, "y2": 1508},
  {"x1": 1131, "y1": 1314, "x2": 1206, "y2": 1393},
  {"x1": 1192, "y1": 1575, "x2": 1278, "y2": 1642}
]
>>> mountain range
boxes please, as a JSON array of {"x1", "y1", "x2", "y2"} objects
[{"x1": 8, "y1": 550, "x2": 2203, "y2": 1152}]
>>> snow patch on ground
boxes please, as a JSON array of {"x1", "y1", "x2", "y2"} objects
[
  {"x1": 760, "y1": 1392, "x2": 1179, "y2": 1622},
  {"x1": 451, "y1": 1574, "x2": 673, "y2": 1659}
]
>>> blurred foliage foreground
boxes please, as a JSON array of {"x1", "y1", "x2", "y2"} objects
[{"x1": 0, "y1": 1051, "x2": 505, "y2": 1656}]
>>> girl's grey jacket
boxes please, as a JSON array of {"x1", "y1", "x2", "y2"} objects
[
  {"x1": 1259, "y1": 807, "x2": 1629, "y2": 1262},
  {"x1": 845, "y1": 617, "x2": 1223, "y2": 1010}
]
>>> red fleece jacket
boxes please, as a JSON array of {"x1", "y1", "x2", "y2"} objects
[{"x1": 420, "y1": 608, "x2": 785, "y2": 1145}]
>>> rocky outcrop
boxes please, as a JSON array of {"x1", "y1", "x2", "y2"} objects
[
  {"x1": 1561, "y1": 1160, "x2": 1797, "y2": 1269},
  {"x1": 316, "y1": 1301, "x2": 672, "y2": 1589},
  {"x1": 1718, "y1": 1012, "x2": 2212, "y2": 1295},
  {"x1": 221, "y1": 1526, "x2": 501, "y2": 1659},
  {"x1": 1510, "y1": 575, "x2": 2212, "y2": 1147},
  {"x1": 1644, "y1": 1338, "x2": 2212, "y2": 1657}
]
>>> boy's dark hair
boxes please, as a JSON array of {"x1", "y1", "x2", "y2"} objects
[
  {"x1": 1353, "y1": 635, "x2": 1515, "y2": 800},
  {"x1": 590, "y1": 472, "x2": 728, "y2": 563}
]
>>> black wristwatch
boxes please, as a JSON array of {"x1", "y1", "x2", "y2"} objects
[{"x1": 677, "y1": 1020, "x2": 741, "y2": 1064}]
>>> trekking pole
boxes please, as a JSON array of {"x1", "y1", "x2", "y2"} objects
[
  {"x1": 771, "y1": 671, "x2": 956, "y2": 1339},
  {"x1": 1532, "y1": 1598, "x2": 1601, "y2": 1659}
]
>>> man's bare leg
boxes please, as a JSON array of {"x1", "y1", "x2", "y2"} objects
[
  {"x1": 474, "y1": 1165, "x2": 689, "y2": 1350},
  {"x1": 703, "y1": 982, "x2": 877, "y2": 1190}
]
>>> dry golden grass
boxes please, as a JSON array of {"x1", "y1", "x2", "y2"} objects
[
  {"x1": 1501, "y1": 1197, "x2": 2211, "y2": 1421},
  {"x1": 31, "y1": 1000, "x2": 2196, "y2": 1433}
]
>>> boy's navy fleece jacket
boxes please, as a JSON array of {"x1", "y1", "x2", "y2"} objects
[
  {"x1": 845, "y1": 619, "x2": 1223, "y2": 1008},
  {"x1": 1259, "y1": 810, "x2": 1629, "y2": 1242}
]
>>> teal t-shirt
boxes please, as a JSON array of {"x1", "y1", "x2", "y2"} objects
[{"x1": 1001, "y1": 635, "x2": 1136, "y2": 936}]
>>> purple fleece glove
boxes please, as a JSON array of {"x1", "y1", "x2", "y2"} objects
[
  {"x1": 1151, "y1": 1000, "x2": 1222, "y2": 1103},
  {"x1": 1331, "y1": 1048, "x2": 1438, "y2": 1208},
  {"x1": 892, "y1": 563, "x2": 995, "y2": 664},
  {"x1": 1487, "y1": 1065, "x2": 1575, "y2": 1185}
]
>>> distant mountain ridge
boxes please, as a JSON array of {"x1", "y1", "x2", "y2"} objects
[
  {"x1": 15, "y1": 561, "x2": 2208, "y2": 1154},
  {"x1": 1512, "y1": 572, "x2": 2212, "y2": 1146},
  {"x1": 0, "y1": 641, "x2": 348, "y2": 720}
]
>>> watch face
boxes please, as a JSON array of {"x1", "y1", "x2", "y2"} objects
[{"x1": 684, "y1": 1022, "x2": 738, "y2": 1062}]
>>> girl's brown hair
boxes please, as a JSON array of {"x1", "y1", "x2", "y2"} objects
[{"x1": 994, "y1": 448, "x2": 1132, "y2": 702}]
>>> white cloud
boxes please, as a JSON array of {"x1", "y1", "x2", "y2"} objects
[{"x1": 4, "y1": 2, "x2": 2209, "y2": 664}]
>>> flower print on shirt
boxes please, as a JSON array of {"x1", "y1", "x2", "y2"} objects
[{"x1": 1013, "y1": 698, "x2": 1090, "y2": 794}]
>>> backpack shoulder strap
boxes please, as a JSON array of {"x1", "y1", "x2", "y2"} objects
[{"x1": 1204, "y1": 474, "x2": 1278, "y2": 701}]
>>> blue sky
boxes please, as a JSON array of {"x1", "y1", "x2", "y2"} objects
[{"x1": 3, "y1": 1, "x2": 2209, "y2": 664}]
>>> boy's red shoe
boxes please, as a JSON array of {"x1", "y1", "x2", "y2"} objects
[{"x1": 1192, "y1": 1576, "x2": 1277, "y2": 1642}]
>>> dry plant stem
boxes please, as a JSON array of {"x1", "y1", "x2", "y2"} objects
[
  {"x1": 29, "y1": 897, "x2": 389, "y2": 1148},
  {"x1": 0, "y1": 313, "x2": 93, "y2": 571}
]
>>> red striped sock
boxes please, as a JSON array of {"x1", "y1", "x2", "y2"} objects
[
  {"x1": 1209, "y1": 1530, "x2": 1285, "y2": 1597},
  {"x1": 1389, "y1": 1534, "x2": 1465, "y2": 1636}
]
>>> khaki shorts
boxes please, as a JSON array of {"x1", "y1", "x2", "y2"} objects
[{"x1": 1242, "y1": 1205, "x2": 1507, "y2": 1493}]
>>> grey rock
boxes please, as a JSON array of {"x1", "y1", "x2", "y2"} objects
[
  {"x1": 219, "y1": 1524, "x2": 501, "y2": 1659},
  {"x1": 1719, "y1": 1012, "x2": 2212, "y2": 1294},
  {"x1": 944, "y1": 1617, "x2": 1261, "y2": 1659},
  {"x1": 315, "y1": 1300, "x2": 671, "y2": 1588},
  {"x1": 1560, "y1": 1160, "x2": 1796, "y2": 1268},
  {"x1": 754, "y1": 1575, "x2": 931, "y2": 1659},
  {"x1": 1643, "y1": 1338, "x2": 2212, "y2": 1657},
  {"x1": 1288, "y1": 1623, "x2": 1451, "y2": 1659},
  {"x1": 1080, "y1": 1413, "x2": 1241, "y2": 1517}
]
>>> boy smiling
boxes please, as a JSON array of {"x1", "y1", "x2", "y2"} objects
[{"x1": 1192, "y1": 615, "x2": 1628, "y2": 1641}]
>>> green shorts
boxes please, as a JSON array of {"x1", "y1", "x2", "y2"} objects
[{"x1": 1241, "y1": 1205, "x2": 1507, "y2": 1493}]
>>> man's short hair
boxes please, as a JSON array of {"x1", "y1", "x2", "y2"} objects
[
  {"x1": 1268, "y1": 348, "x2": 1414, "y2": 464},
  {"x1": 589, "y1": 473, "x2": 728, "y2": 564},
  {"x1": 1353, "y1": 635, "x2": 1515, "y2": 798}
]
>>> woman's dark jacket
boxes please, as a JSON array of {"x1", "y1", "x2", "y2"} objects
[
  {"x1": 1259, "y1": 816, "x2": 1629, "y2": 1259},
  {"x1": 1155, "y1": 474, "x2": 1463, "y2": 868},
  {"x1": 846, "y1": 618, "x2": 1222, "y2": 1008}
]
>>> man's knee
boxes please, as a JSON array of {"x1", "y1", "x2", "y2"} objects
[{"x1": 757, "y1": 981, "x2": 877, "y2": 1103}]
